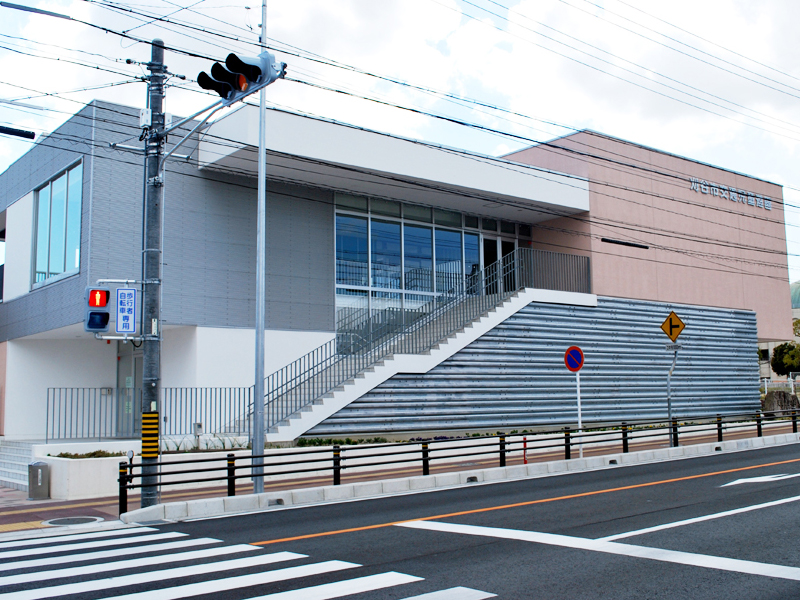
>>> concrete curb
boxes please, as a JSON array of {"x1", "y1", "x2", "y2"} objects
[{"x1": 120, "y1": 432, "x2": 800, "y2": 524}]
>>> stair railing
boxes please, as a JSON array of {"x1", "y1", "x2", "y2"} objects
[{"x1": 264, "y1": 247, "x2": 590, "y2": 429}]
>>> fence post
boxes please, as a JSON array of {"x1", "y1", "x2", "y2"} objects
[
  {"x1": 499, "y1": 434, "x2": 506, "y2": 467},
  {"x1": 756, "y1": 412, "x2": 763, "y2": 437},
  {"x1": 621, "y1": 422, "x2": 629, "y2": 453},
  {"x1": 671, "y1": 419, "x2": 679, "y2": 447},
  {"x1": 333, "y1": 445, "x2": 341, "y2": 486},
  {"x1": 422, "y1": 442, "x2": 430, "y2": 476},
  {"x1": 717, "y1": 414, "x2": 723, "y2": 442},
  {"x1": 523, "y1": 436, "x2": 528, "y2": 465},
  {"x1": 227, "y1": 453, "x2": 236, "y2": 497},
  {"x1": 793, "y1": 410, "x2": 798, "y2": 434},
  {"x1": 564, "y1": 427, "x2": 571, "y2": 460},
  {"x1": 118, "y1": 462, "x2": 128, "y2": 516}
]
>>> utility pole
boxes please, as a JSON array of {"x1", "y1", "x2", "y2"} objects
[
  {"x1": 251, "y1": 0, "x2": 268, "y2": 493},
  {"x1": 141, "y1": 39, "x2": 166, "y2": 508}
]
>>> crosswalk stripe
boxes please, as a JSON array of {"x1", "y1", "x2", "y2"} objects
[
  {"x1": 245, "y1": 572, "x2": 423, "y2": 600},
  {"x1": 0, "y1": 544, "x2": 260, "y2": 586},
  {"x1": 0, "y1": 552, "x2": 310, "y2": 600},
  {"x1": 0, "y1": 532, "x2": 186, "y2": 560},
  {"x1": 91, "y1": 561, "x2": 361, "y2": 600},
  {"x1": 0, "y1": 538, "x2": 220, "y2": 573},
  {"x1": 0, "y1": 527, "x2": 158, "y2": 550},
  {"x1": 398, "y1": 587, "x2": 497, "y2": 600}
]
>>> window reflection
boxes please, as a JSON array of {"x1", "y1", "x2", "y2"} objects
[
  {"x1": 404, "y1": 224, "x2": 432, "y2": 292},
  {"x1": 336, "y1": 215, "x2": 368, "y2": 286},
  {"x1": 371, "y1": 220, "x2": 402, "y2": 289}
]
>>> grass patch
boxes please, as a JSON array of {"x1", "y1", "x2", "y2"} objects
[{"x1": 50, "y1": 450, "x2": 127, "y2": 459}]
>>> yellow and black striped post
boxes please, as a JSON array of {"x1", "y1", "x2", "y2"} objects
[{"x1": 141, "y1": 412, "x2": 159, "y2": 459}]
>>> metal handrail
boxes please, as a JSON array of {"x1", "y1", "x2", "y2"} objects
[{"x1": 263, "y1": 247, "x2": 591, "y2": 430}]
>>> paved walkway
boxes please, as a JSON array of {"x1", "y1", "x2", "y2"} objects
[{"x1": 0, "y1": 420, "x2": 791, "y2": 534}]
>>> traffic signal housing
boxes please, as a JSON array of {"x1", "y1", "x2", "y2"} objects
[
  {"x1": 197, "y1": 51, "x2": 286, "y2": 105},
  {"x1": 85, "y1": 287, "x2": 111, "y2": 333}
]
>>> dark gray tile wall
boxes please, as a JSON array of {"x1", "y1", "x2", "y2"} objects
[
  {"x1": 0, "y1": 104, "x2": 96, "y2": 341},
  {"x1": 0, "y1": 100, "x2": 335, "y2": 341}
]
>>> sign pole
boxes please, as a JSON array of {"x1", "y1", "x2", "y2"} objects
[
  {"x1": 661, "y1": 311, "x2": 685, "y2": 450},
  {"x1": 667, "y1": 348, "x2": 678, "y2": 447},
  {"x1": 576, "y1": 370, "x2": 583, "y2": 458}
]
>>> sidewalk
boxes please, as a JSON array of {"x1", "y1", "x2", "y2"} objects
[{"x1": 1, "y1": 420, "x2": 792, "y2": 533}]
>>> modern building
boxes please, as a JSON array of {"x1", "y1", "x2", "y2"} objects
[{"x1": 0, "y1": 101, "x2": 791, "y2": 466}]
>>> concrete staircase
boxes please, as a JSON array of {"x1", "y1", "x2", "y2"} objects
[
  {"x1": 266, "y1": 287, "x2": 597, "y2": 441},
  {"x1": 0, "y1": 440, "x2": 35, "y2": 492}
]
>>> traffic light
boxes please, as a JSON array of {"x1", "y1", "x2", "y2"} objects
[
  {"x1": 197, "y1": 51, "x2": 286, "y2": 105},
  {"x1": 85, "y1": 287, "x2": 111, "y2": 333}
]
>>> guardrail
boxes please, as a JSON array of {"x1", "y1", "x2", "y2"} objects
[{"x1": 117, "y1": 409, "x2": 796, "y2": 514}]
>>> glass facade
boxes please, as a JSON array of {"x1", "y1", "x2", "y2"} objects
[
  {"x1": 335, "y1": 193, "x2": 531, "y2": 314},
  {"x1": 34, "y1": 163, "x2": 82, "y2": 284}
]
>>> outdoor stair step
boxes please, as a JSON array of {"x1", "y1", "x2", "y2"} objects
[
  {"x1": 0, "y1": 478, "x2": 28, "y2": 492},
  {"x1": 0, "y1": 467, "x2": 28, "y2": 481},
  {"x1": 0, "y1": 459, "x2": 29, "y2": 470}
]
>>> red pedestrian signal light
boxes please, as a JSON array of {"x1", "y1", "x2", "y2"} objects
[
  {"x1": 88, "y1": 289, "x2": 110, "y2": 308},
  {"x1": 85, "y1": 287, "x2": 111, "y2": 333}
]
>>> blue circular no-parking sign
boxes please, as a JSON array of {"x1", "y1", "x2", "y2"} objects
[{"x1": 564, "y1": 346, "x2": 584, "y2": 372}]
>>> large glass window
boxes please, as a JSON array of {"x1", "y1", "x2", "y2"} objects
[
  {"x1": 404, "y1": 224, "x2": 432, "y2": 292},
  {"x1": 371, "y1": 220, "x2": 402, "y2": 289},
  {"x1": 34, "y1": 163, "x2": 82, "y2": 284},
  {"x1": 435, "y1": 229, "x2": 462, "y2": 294},
  {"x1": 334, "y1": 193, "x2": 533, "y2": 312},
  {"x1": 336, "y1": 215, "x2": 368, "y2": 286}
]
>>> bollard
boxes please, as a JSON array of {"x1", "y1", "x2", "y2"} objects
[
  {"x1": 422, "y1": 442, "x2": 430, "y2": 476},
  {"x1": 671, "y1": 419, "x2": 679, "y2": 447},
  {"x1": 793, "y1": 410, "x2": 798, "y2": 434},
  {"x1": 523, "y1": 436, "x2": 528, "y2": 465},
  {"x1": 333, "y1": 445, "x2": 341, "y2": 486},
  {"x1": 499, "y1": 434, "x2": 506, "y2": 467},
  {"x1": 118, "y1": 462, "x2": 128, "y2": 516},
  {"x1": 621, "y1": 422, "x2": 629, "y2": 454},
  {"x1": 717, "y1": 415, "x2": 723, "y2": 442},
  {"x1": 756, "y1": 412, "x2": 763, "y2": 437},
  {"x1": 227, "y1": 453, "x2": 236, "y2": 497},
  {"x1": 564, "y1": 427, "x2": 571, "y2": 460}
]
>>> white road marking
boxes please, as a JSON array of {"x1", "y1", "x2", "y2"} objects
[
  {"x1": 0, "y1": 552, "x2": 307, "y2": 600},
  {"x1": 245, "y1": 572, "x2": 422, "y2": 600},
  {"x1": 0, "y1": 538, "x2": 219, "y2": 572},
  {"x1": 722, "y1": 473, "x2": 800, "y2": 486},
  {"x1": 598, "y1": 493, "x2": 800, "y2": 541},
  {"x1": 0, "y1": 527, "x2": 157, "y2": 550},
  {"x1": 0, "y1": 544, "x2": 259, "y2": 586},
  {"x1": 398, "y1": 587, "x2": 497, "y2": 599},
  {"x1": 398, "y1": 520, "x2": 800, "y2": 581},
  {"x1": 91, "y1": 560, "x2": 361, "y2": 600},
  {"x1": 0, "y1": 532, "x2": 186, "y2": 560}
]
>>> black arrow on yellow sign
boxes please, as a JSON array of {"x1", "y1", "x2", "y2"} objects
[{"x1": 661, "y1": 311, "x2": 686, "y2": 342}]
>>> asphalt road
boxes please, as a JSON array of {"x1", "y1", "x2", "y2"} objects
[{"x1": 3, "y1": 443, "x2": 800, "y2": 599}]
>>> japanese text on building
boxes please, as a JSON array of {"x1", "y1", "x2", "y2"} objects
[{"x1": 689, "y1": 177, "x2": 772, "y2": 211}]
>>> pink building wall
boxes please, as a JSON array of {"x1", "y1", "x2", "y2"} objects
[{"x1": 507, "y1": 131, "x2": 792, "y2": 342}]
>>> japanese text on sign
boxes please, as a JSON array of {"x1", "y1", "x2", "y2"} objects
[
  {"x1": 116, "y1": 288, "x2": 137, "y2": 334},
  {"x1": 689, "y1": 177, "x2": 772, "y2": 211}
]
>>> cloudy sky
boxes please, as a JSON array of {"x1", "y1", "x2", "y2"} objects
[{"x1": 2, "y1": 0, "x2": 800, "y2": 279}]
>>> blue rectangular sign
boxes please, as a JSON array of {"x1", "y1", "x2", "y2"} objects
[{"x1": 116, "y1": 288, "x2": 137, "y2": 334}]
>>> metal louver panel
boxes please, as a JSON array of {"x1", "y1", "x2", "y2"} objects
[{"x1": 309, "y1": 296, "x2": 760, "y2": 435}]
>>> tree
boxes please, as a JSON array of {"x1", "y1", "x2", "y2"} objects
[
  {"x1": 771, "y1": 342, "x2": 800, "y2": 377},
  {"x1": 793, "y1": 318, "x2": 800, "y2": 338}
]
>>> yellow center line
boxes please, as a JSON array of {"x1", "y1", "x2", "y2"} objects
[{"x1": 251, "y1": 456, "x2": 800, "y2": 546}]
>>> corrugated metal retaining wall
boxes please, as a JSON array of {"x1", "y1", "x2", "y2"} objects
[{"x1": 309, "y1": 296, "x2": 760, "y2": 435}]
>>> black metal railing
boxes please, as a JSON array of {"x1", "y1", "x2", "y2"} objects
[{"x1": 118, "y1": 409, "x2": 793, "y2": 515}]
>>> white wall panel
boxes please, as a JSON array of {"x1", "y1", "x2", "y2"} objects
[{"x1": 3, "y1": 192, "x2": 33, "y2": 301}]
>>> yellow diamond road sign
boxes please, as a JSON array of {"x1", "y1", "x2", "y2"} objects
[{"x1": 661, "y1": 311, "x2": 685, "y2": 342}]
